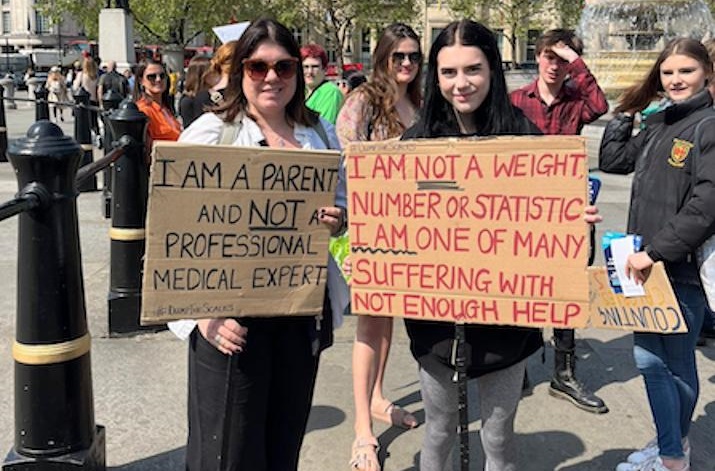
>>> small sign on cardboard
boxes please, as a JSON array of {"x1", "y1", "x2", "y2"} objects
[
  {"x1": 345, "y1": 136, "x2": 591, "y2": 329},
  {"x1": 588, "y1": 263, "x2": 686, "y2": 333},
  {"x1": 140, "y1": 142, "x2": 341, "y2": 325}
]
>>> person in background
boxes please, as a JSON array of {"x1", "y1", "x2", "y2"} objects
[
  {"x1": 336, "y1": 22, "x2": 422, "y2": 471},
  {"x1": 167, "y1": 67, "x2": 180, "y2": 114},
  {"x1": 301, "y1": 43, "x2": 344, "y2": 124},
  {"x1": 97, "y1": 60, "x2": 129, "y2": 106},
  {"x1": 600, "y1": 37, "x2": 715, "y2": 471},
  {"x1": 24, "y1": 67, "x2": 35, "y2": 106},
  {"x1": 133, "y1": 59, "x2": 181, "y2": 159},
  {"x1": 190, "y1": 41, "x2": 238, "y2": 117},
  {"x1": 179, "y1": 17, "x2": 347, "y2": 471},
  {"x1": 510, "y1": 28, "x2": 609, "y2": 414},
  {"x1": 178, "y1": 55, "x2": 211, "y2": 127},
  {"x1": 46, "y1": 65, "x2": 69, "y2": 123},
  {"x1": 123, "y1": 67, "x2": 135, "y2": 92},
  {"x1": 73, "y1": 56, "x2": 100, "y2": 136},
  {"x1": 337, "y1": 69, "x2": 367, "y2": 97}
]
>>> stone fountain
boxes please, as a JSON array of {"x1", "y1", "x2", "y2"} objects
[{"x1": 577, "y1": 0, "x2": 715, "y2": 97}]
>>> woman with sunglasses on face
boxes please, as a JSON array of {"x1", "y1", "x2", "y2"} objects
[
  {"x1": 335, "y1": 22, "x2": 422, "y2": 471},
  {"x1": 402, "y1": 20, "x2": 602, "y2": 471},
  {"x1": 134, "y1": 59, "x2": 182, "y2": 153},
  {"x1": 179, "y1": 18, "x2": 348, "y2": 471},
  {"x1": 600, "y1": 38, "x2": 715, "y2": 471}
]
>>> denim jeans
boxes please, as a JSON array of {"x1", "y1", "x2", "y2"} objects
[{"x1": 633, "y1": 282, "x2": 706, "y2": 459}]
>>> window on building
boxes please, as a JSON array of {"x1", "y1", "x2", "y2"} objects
[
  {"x1": 360, "y1": 28, "x2": 370, "y2": 65},
  {"x1": 495, "y1": 29, "x2": 504, "y2": 52},
  {"x1": 2, "y1": 11, "x2": 10, "y2": 34},
  {"x1": 292, "y1": 27, "x2": 303, "y2": 47},
  {"x1": 525, "y1": 29, "x2": 540, "y2": 63},
  {"x1": 431, "y1": 27, "x2": 443, "y2": 46},
  {"x1": 325, "y1": 36, "x2": 336, "y2": 63},
  {"x1": 35, "y1": 11, "x2": 51, "y2": 34},
  {"x1": 1, "y1": 0, "x2": 9, "y2": 6}
]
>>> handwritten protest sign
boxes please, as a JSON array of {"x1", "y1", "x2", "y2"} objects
[
  {"x1": 141, "y1": 142, "x2": 341, "y2": 325},
  {"x1": 345, "y1": 136, "x2": 590, "y2": 329},
  {"x1": 588, "y1": 263, "x2": 686, "y2": 333}
]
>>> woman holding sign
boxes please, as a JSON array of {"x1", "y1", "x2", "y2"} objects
[
  {"x1": 336, "y1": 22, "x2": 422, "y2": 471},
  {"x1": 400, "y1": 20, "x2": 602, "y2": 471},
  {"x1": 599, "y1": 38, "x2": 715, "y2": 471},
  {"x1": 178, "y1": 18, "x2": 347, "y2": 471}
]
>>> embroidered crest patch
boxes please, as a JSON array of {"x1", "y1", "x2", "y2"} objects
[{"x1": 668, "y1": 138, "x2": 694, "y2": 168}]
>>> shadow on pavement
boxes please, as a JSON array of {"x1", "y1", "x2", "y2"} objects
[
  {"x1": 305, "y1": 404, "x2": 347, "y2": 434},
  {"x1": 109, "y1": 447, "x2": 185, "y2": 470}
]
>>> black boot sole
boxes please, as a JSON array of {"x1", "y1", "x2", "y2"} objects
[{"x1": 548, "y1": 386, "x2": 609, "y2": 414}]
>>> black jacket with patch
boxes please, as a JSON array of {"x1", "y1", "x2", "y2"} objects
[{"x1": 599, "y1": 89, "x2": 715, "y2": 284}]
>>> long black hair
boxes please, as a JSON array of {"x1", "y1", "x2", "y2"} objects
[{"x1": 418, "y1": 19, "x2": 528, "y2": 137}]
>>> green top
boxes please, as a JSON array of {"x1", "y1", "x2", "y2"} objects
[{"x1": 306, "y1": 80, "x2": 344, "y2": 124}]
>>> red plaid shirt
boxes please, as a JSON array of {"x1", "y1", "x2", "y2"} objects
[{"x1": 510, "y1": 58, "x2": 608, "y2": 136}]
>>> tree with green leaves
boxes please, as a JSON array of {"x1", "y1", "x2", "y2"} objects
[
  {"x1": 275, "y1": 0, "x2": 418, "y2": 71},
  {"x1": 554, "y1": 0, "x2": 585, "y2": 30},
  {"x1": 448, "y1": 0, "x2": 548, "y2": 68}
]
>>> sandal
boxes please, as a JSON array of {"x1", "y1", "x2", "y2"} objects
[
  {"x1": 349, "y1": 436, "x2": 380, "y2": 471},
  {"x1": 371, "y1": 402, "x2": 418, "y2": 429}
]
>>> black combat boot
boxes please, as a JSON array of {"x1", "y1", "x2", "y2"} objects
[{"x1": 549, "y1": 350, "x2": 609, "y2": 414}]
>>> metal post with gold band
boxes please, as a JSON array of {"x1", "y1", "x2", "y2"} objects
[
  {"x1": 0, "y1": 86, "x2": 7, "y2": 163},
  {"x1": 107, "y1": 101, "x2": 153, "y2": 335},
  {"x1": 74, "y1": 86, "x2": 97, "y2": 192},
  {"x1": 3, "y1": 121, "x2": 105, "y2": 470}
]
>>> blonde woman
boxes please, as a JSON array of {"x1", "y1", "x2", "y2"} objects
[
  {"x1": 47, "y1": 66, "x2": 69, "y2": 123},
  {"x1": 336, "y1": 22, "x2": 422, "y2": 471}
]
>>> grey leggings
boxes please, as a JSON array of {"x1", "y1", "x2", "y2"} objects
[{"x1": 419, "y1": 360, "x2": 526, "y2": 471}]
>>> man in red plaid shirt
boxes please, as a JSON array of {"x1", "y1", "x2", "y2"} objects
[{"x1": 510, "y1": 29, "x2": 609, "y2": 414}]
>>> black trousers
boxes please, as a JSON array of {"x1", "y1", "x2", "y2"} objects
[
  {"x1": 552, "y1": 328, "x2": 576, "y2": 353},
  {"x1": 186, "y1": 316, "x2": 320, "y2": 471},
  {"x1": 550, "y1": 226, "x2": 596, "y2": 355}
]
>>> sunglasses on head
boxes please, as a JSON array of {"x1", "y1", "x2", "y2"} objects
[
  {"x1": 392, "y1": 52, "x2": 422, "y2": 64},
  {"x1": 145, "y1": 72, "x2": 166, "y2": 82},
  {"x1": 242, "y1": 58, "x2": 299, "y2": 80}
]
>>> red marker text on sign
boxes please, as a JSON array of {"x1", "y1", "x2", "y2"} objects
[
  {"x1": 512, "y1": 300, "x2": 581, "y2": 326},
  {"x1": 403, "y1": 293, "x2": 500, "y2": 322}
]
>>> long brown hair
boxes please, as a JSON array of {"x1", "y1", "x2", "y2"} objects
[
  {"x1": 359, "y1": 23, "x2": 422, "y2": 138},
  {"x1": 183, "y1": 56, "x2": 211, "y2": 98},
  {"x1": 213, "y1": 18, "x2": 317, "y2": 126},
  {"x1": 615, "y1": 38, "x2": 713, "y2": 113}
]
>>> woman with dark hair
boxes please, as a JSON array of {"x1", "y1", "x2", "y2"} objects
[
  {"x1": 134, "y1": 59, "x2": 181, "y2": 151},
  {"x1": 600, "y1": 38, "x2": 715, "y2": 471},
  {"x1": 402, "y1": 19, "x2": 601, "y2": 471},
  {"x1": 179, "y1": 17, "x2": 347, "y2": 471},
  {"x1": 178, "y1": 55, "x2": 211, "y2": 127},
  {"x1": 336, "y1": 22, "x2": 422, "y2": 471}
]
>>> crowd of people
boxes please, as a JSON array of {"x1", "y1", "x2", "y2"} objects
[{"x1": 56, "y1": 14, "x2": 714, "y2": 471}]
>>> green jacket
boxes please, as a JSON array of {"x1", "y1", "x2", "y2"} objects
[{"x1": 306, "y1": 80, "x2": 344, "y2": 124}]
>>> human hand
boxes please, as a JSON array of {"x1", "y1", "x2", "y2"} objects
[
  {"x1": 583, "y1": 205, "x2": 602, "y2": 225},
  {"x1": 320, "y1": 206, "x2": 345, "y2": 235},
  {"x1": 342, "y1": 256, "x2": 352, "y2": 284},
  {"x1": 625, "y1": 251, "x2": 653, "y2": 285},
  {"x1": 197, "y1": 318, "x2": 247, "y2": 355},
  {"x1": 550, "y1": 42, "x2": 579, "y2": 63}
]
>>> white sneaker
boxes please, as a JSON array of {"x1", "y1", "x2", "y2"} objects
[
  {"x1": 627, "y1": 437, "x2": 691, "y2": 466},
  {"x1": 616, "y1": 455, "x2": 690, "y2": 471}
]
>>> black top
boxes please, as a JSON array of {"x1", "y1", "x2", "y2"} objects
[
  {"x1": 400, "y1": 109, "x2": 543, "y2": 379},
  {"x1": 599, "y1": 89, "x2": 715, "y2": 284},
  {"x1": 180, "y1": 88, "x2": 225, "y2": 128}
]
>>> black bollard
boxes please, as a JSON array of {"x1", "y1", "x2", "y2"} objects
[
  {"x1": 0, "y1": 86, "x2": 7, "y2": 163},
  {"x1": 107, "y1": 100, "x2": 155, "y2": 335},
  {"x1": 33, "y1": 83, "x2": 50, "y2": 122},
  {"x1": 3, "y1": 121, "x2": 105, "y2": 471},
  {"x1": 100, "y1": 91, "x2": 124, "y2": 219},
  {"x1": 74, "y1": 87, "x2": 97, "y2": 192}
]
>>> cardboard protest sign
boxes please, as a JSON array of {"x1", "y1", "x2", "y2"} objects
[
  {"x1": 345, "y1": 136, "x2": 590, "y2": 329},
  {"x1": 141, "y1": 142, "x2": 341, "y2": 325},
  {"x1": 588, "y1": 263, "x2": 687, "y2": 333}
]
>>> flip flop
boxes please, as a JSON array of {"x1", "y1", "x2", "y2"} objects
[
  {"x1": 349, "y1": 436, "x2": 380, "y2": 471},
  {"x1": 371, "y1": 403, "x2": 418, "y2": 429}
]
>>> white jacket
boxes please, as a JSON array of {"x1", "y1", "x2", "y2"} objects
[{"x1": 169, "y1": 112, "x2": 349, "y2": 338}]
